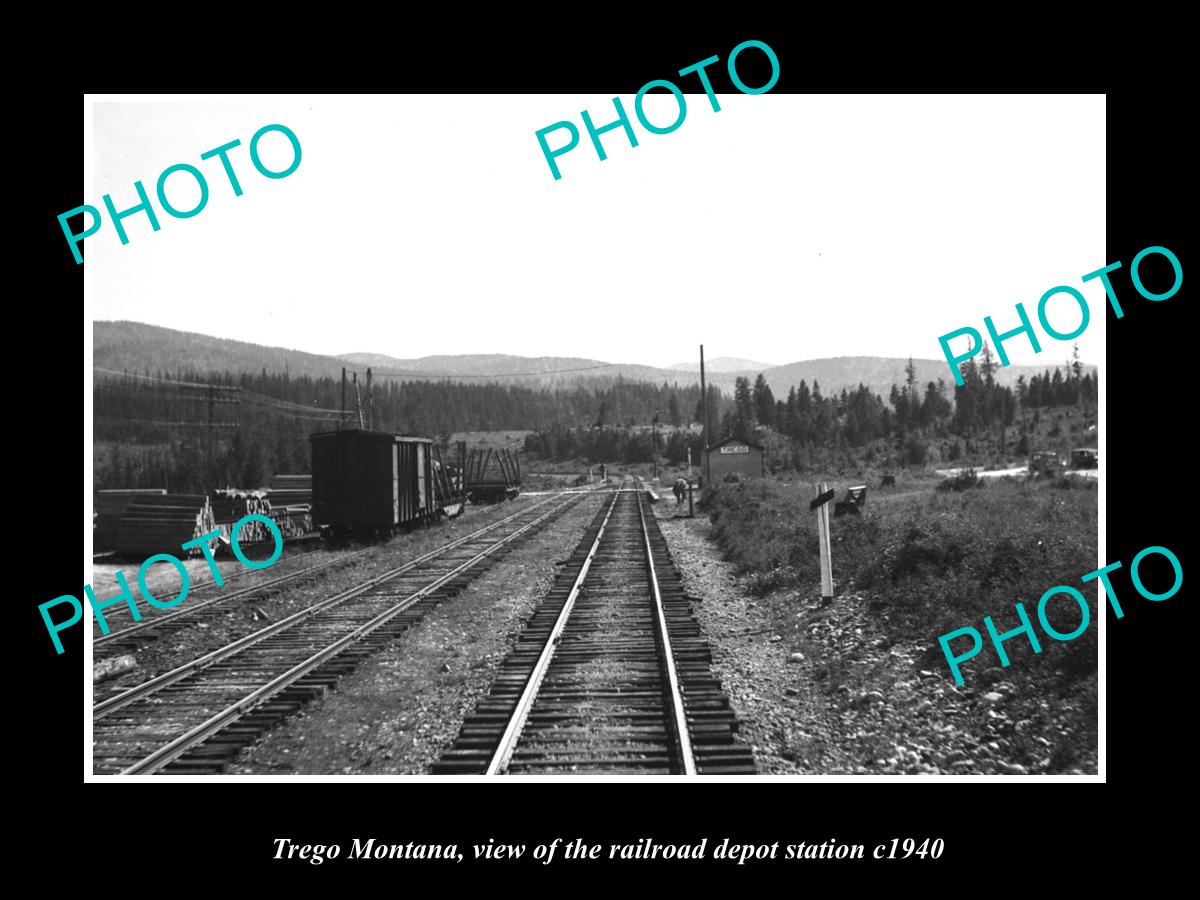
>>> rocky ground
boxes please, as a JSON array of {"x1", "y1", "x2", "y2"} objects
[
  {"x1": 228, "y1": 492, "x2": 607, "y2": 775},
  {"x1": 109, "y1": 483, "x2": 1095, "y2": 777},
  {"x1": 652, "y1": 502, "x2": 1097, "y2": 776}
]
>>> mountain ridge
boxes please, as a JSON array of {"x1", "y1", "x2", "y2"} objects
[
  {"x1": 667, "y1": 356, "x2": 776, "y2": 373},
  {"x1": 93, "y1": 321, "x2": 1094, "y2": 400}
]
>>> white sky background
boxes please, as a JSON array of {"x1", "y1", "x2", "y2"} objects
[{"x1": 89, "y1": 94, "x2": 1106, "y2": 368}]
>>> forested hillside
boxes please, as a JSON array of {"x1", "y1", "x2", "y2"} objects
[
  {"x1": 93, "y1": 368, "x2": 718, "y2": 492},
  {"x1": 526, "y1": 347, "x2": 1097, "y2": 473},
  {"x1": 94, "y1": 316, "x2": 1097, "y2": 494},
  {"x1": 95, "y1": 321, "x2": 1083, "y2": 397}
]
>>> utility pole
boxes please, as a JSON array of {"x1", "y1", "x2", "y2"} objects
[
  {"x1": 206, "y1": 384, "x2": 215, "y2": 494},
  {"x1": 366, "y1": 367, "x2": 374, "y2": 430},
  {"x1": 700, "y1": 344, "x2": 709, "y2": 486},
  {"x1": 341, "y1": 367, "x2": 347, "y2": 429},
  {"x1": 354, "y1": 371, "x2": 364, "y2": 428},
  {"x1": 178, "y1": 380, "x2": 240, "y2": 494},
  {"x1": 652, "y1": 408, "x2": 659, "y2": 479}
]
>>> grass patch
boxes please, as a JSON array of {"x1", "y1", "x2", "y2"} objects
[{"x1": 703, "y1": 477, "x2": 1098, "y2": 677}]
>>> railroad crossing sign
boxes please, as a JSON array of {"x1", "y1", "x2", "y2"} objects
[{"x1": 810, "y1": 488, "x2": 836, "y2": 510}]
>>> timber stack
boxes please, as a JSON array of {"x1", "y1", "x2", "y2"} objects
[
  {"x1": 211, "y1": 488, "x2": 275, "y2": 545},
  {"x1": 266, "y1": 474, "x2": 312, "y2": 507},
  {"x1": 94, "y1": 489, "x2": 167, "y2": 552},
  {"x1": 270, "y1": 505, "x2": 314, "y2": 539},
  {"x1": 115, "y1": 493, "x2": 217, "y2": 557},
  {"x1": 265, "y1": 475, "x2": 314, "y2": 539}
]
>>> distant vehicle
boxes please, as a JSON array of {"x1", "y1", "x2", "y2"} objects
[
  {"x1": 1029, "y1": 450, "x2": 1063, "y2": 476},
  {"x1": 1071, "y1": 448, "x2": 1099, "y2": 469}
]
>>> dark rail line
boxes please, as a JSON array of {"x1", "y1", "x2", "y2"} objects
[
  {"x1": 93, "y1": 546, "x2": 377, "y2": 656},
  {"x1": 92, "y1": 490, "x2": 597, "y2": 775},
  {"x1": 434, "y1": 480, "x2": 755, "y2": 775}
]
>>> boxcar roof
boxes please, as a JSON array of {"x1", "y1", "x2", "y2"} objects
[
  {"x1": 310, "y1": 429, "x2": 433, "y2": 443},
  {"x1": 706, "y1": 436, "x2": 765, "y2": 451}
]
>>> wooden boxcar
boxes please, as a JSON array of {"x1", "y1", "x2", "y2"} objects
[{"x1": 310, "y1": 430, "x2": 437, "y2": 535}]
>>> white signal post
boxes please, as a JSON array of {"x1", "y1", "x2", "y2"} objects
[{"x1": 812, "y1": 482, "x2": 834, "y2": 600}]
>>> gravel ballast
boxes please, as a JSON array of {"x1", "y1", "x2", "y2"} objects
[{"x1": 228, "y1": 493, "x2": 607, "y2": 775}]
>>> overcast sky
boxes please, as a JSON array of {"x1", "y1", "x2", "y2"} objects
[{"x1": 86, "y1": 94, "x2": 1105, "y2": 369}]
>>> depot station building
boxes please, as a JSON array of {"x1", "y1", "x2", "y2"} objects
[{"x1": 704, "y1": 437, "x2": 765, "y2": 481}]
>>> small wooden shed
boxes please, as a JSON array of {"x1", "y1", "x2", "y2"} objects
[{"x1": 705, "y1": 437, "x2": 766, "y2": 480}]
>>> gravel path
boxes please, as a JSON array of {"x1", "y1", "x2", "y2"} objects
[{"x1": 653, "y1": 505, "x2": 845, "y2": 774}]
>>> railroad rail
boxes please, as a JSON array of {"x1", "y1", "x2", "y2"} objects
[
  {"x1": 92, "y1": 489, "x2": 598, "y2": 775},
  {"x1": 434, "y1": 478, "x2": 755, "y2": 775},
  {"x1": 93, "y1": 545, "x2": 377, "y2": 655}
]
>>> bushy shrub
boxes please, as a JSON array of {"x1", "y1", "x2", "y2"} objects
[
  {"x1": 902, "y1": 433, "x2": 928, "y2": 466},
  {"x1": 702, "y1": 477, "x2": 1097, "y2": 678},
  {"x1": 936, "y1": 469, "x2": 979, "y2": 492}
]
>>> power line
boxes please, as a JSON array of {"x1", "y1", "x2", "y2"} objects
[
  {"x1": 95, "y1": 414, "x2": 236, "y2": 428},
  {"x1": 241, "y1": 393, "x2": 342, "y2": 415},
  {"x1": 95, "y1": 368, "x2": 345, "y2": 416},
  {"x1": 95, "y1": 361, "x2": 632, "y2": 383},
  {"x1": 239, "y1": 394, "x2": 342, "y2": 417},
  {"x1": 93, "y1": 366, "x2": 239, "y2": 390},
  {"x1": 368, "y1": 362, "x2": 623, "y2": 379}
]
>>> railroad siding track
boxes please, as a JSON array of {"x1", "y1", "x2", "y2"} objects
[
  {"x1": 92, "y1": 490, "x2": 598, "y2": 776},
  {"x1": 94, "y1": 493, "x2": 579, "y2": 659},
  {"x1": 93, "y1": 546, "x2": 376, "y2": 656},
  {"x1": 434, "y1": 483, "x2": 756, "y2": 775}
]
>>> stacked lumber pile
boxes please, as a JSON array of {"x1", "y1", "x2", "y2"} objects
[
  {"x1": 211, "y1": 488, "x2": 270, "y2": 524},
  {"x1": 266, "y1": 474, "x2": 312, "y2": 506},
  {"x1": 94, "y1": 489, "x2": 167, "y2": 552},
  {"x1": 270, "y1": 504, "x2": 314, "y2": 539},
  {"x1": 265, "y1": 475, "x2": 314, "y2": 539},
  {"x1": 211, "y1": 487, "x2": 314, "y2": 543},
  {"x1": 115, "y1": 494, "x2": 216, "y2": 557},
  {"x1": 211, "y1": 488, "x2": 275, "y2": 545}
]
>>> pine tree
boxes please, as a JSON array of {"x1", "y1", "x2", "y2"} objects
[
  {"x1": 980, "y1": 344, "x2": 997, "y2": 387},
  {"x1": 752, "y1": 374, "x2": 775, "y2": 426},
  {"x1": 904, "y1": 357, "x2": 921, "y2": 425},
  {"x1": 732, "y1": 377, "x2": 755, "y2": 442}
]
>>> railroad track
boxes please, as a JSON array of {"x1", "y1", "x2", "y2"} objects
[
  {"x1": 92, "y1": 489, "x2": 598, "y2": 775},
  {"x1": 434, "y1": 479, "x2": 756, "y2": 775},
  {"x1": 93, "y1": 545, "x2": 377, "y2": 655}
]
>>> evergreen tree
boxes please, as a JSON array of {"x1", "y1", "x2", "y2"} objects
[
  {"x1": 752, "y1": 373, "x2": 775, "y2": 426},
  {"x1": 732, "y1": 377, "x2": 755, "y2": 442},
  {"x1": 904, "y1": 357, "x2": 921, "y2": 424},
  {"x1": 980, "y1": 344, "x2": 997, "y2": 387}
]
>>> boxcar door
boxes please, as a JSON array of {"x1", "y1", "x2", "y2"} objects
[
  {"x1": 416, "y1": 443, "x2": 428, "y2": 513},
  {"x1": 392, "y1": 440, "x2": 400, "y2": 523}
]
